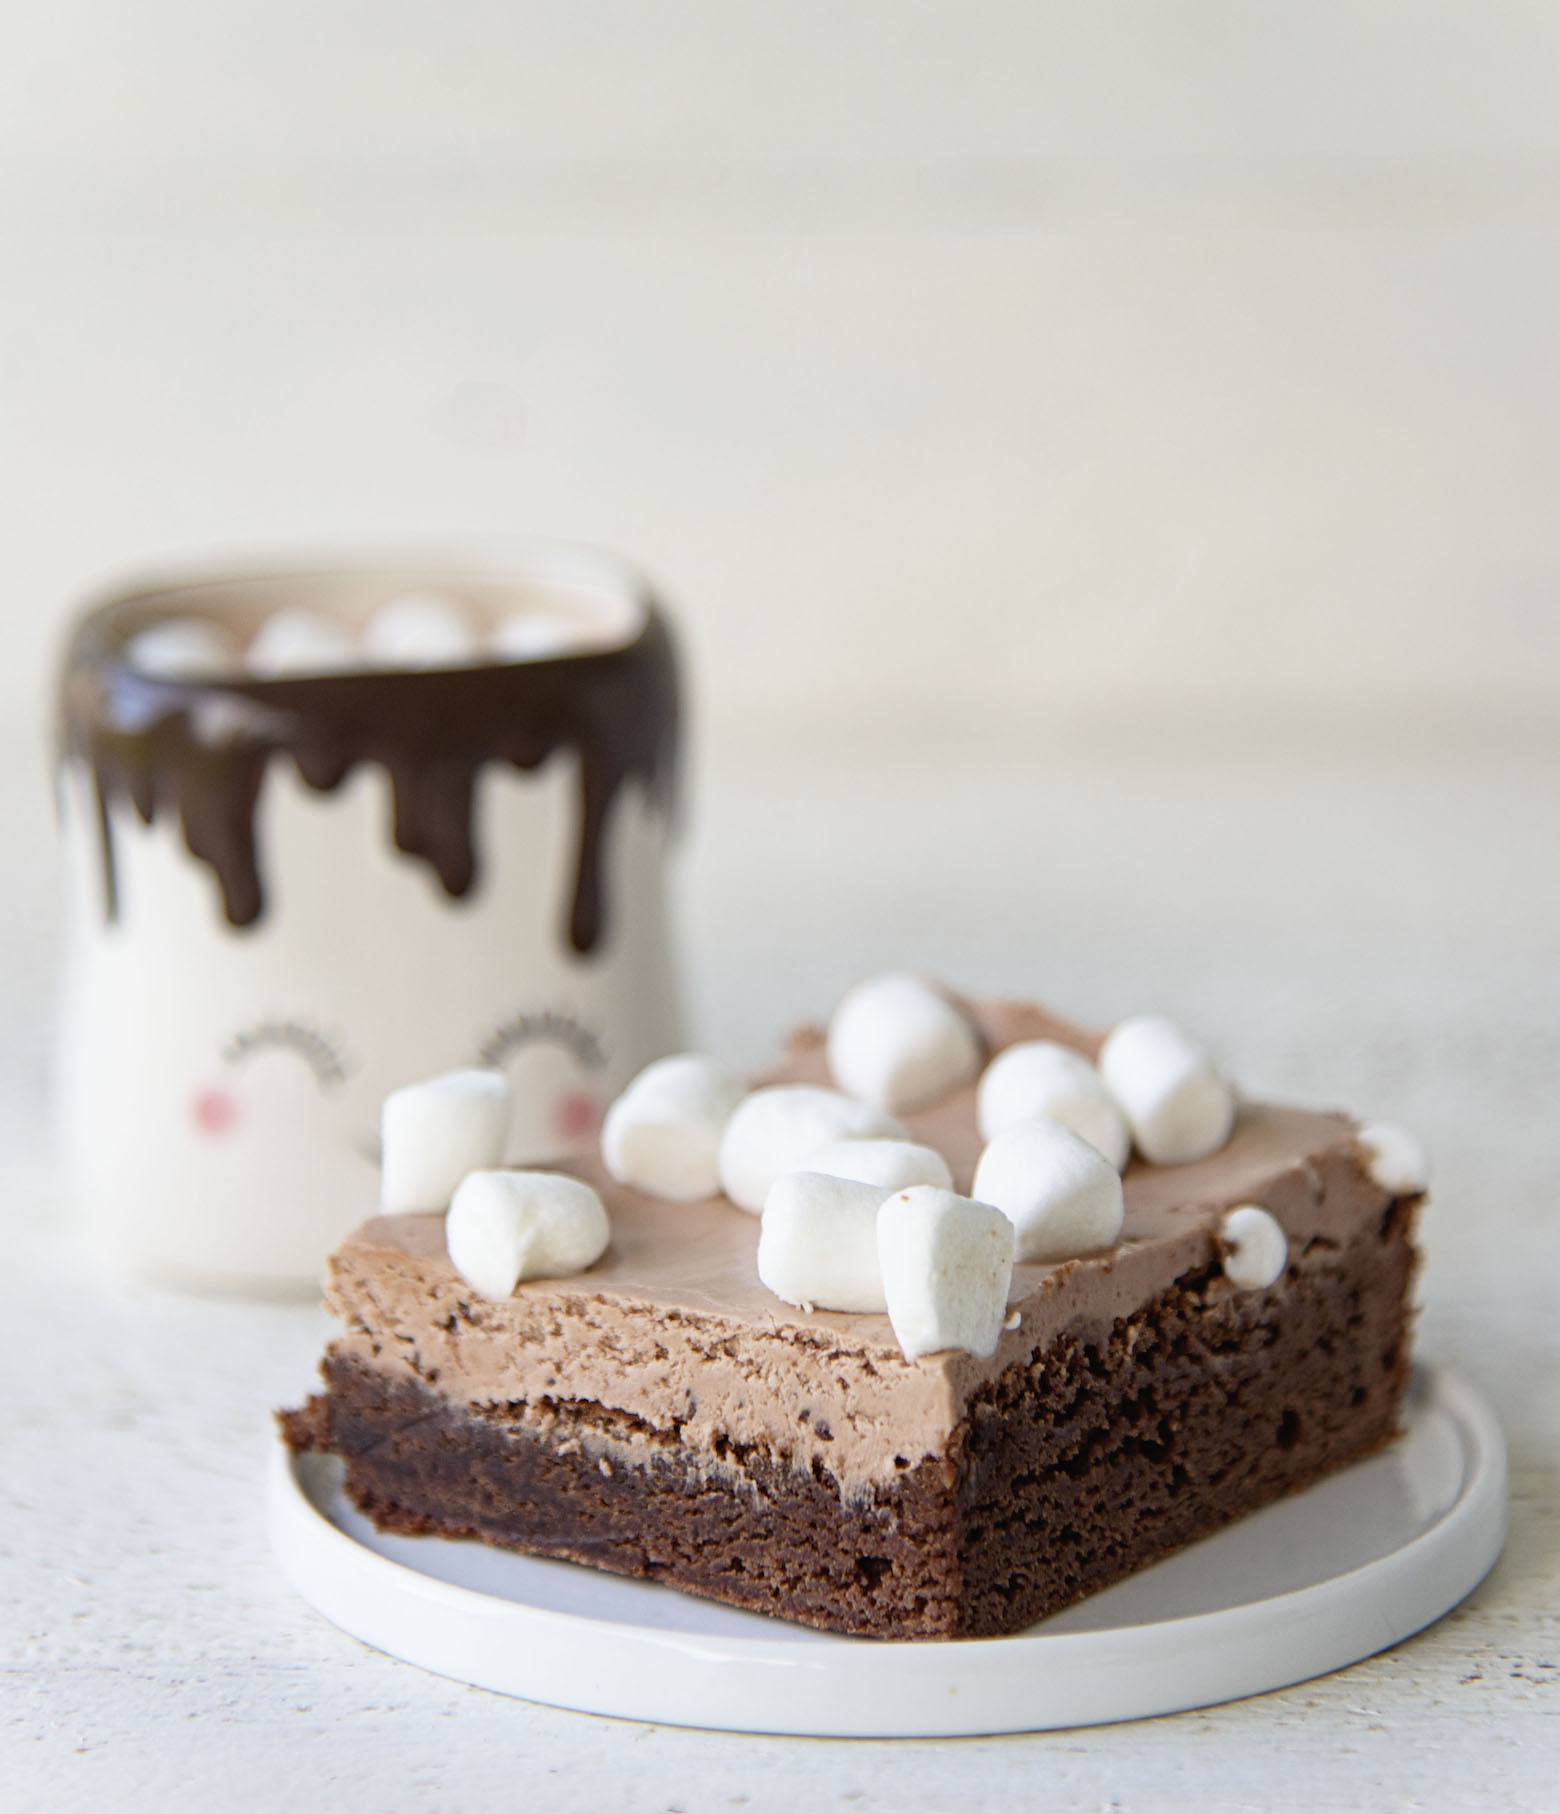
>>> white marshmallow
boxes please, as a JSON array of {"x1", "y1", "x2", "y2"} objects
[
  {"x1": 757, "y1": 1172, "x2": 891, "y2": 1313},
  {"x1": 362, "y1": 591, "x2": 481, "y2": 670},
  {"x1": 975, "y1": 1040, "x2": 1131, "y2": 1170},
  {"x1": 121, "y1": 618, "x2": 241, "y2": 681},
  {"x1": 826, "y1": 973, "x2": 982, "y2": 1114},
  {"x1": 1219, "y1": 1205, "x2": 1288, "y2": 1291},
  {"x1": 600, "y1": 1053, "x2": 748, "y2": 1201},
  {"x1": 802, "y1": 1137, "x2": 953, "y2": 1193},
  {"x1": 380, "y1": 1067, "x2": 511, "y2": 1213},
  {"x1": 717, "y1": 1086, "x2": 907, "y2": 1214},
  {"x1": 446, "y1": 1169, "x2": 610, "y2": 1299},
  {"x1": 876, "y1": 1186, "x2": 1014, "y2": 1360},
  {"x1": 246, "y1": 608, "x2": 360, "y2": 678},
  {"x1": 490, "y1": 614, "x2": 578, "y2": 663},
  {"x1": 1098, "y1": 1015, "x2": 1236, "y2": 1166},
  {"x1": 1357, "y1": 1123, "x2": 1430, "y2": 1196},
  {"x1": 971, "y1": 1118, "x2": 1125, "y2": 1264}
]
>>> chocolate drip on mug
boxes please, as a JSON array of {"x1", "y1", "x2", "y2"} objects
[{"x1": 58, "y1": 587, "x2": 680, "y2": 955}]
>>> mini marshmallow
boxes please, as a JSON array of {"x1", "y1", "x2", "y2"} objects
[
  {"x1": 802, "y1": 1137, "x2": 953, "y2": 1193},
  {"x1": 362, "y1": 591, "x2": 481, "y2": 670},
  {"x1": 971, "y1": 1118, "x2": 1125, "y2": 1263},
  {"x1": 490, "y1": 614, "x2": 578, "y2": 663},
  {"x1": 826, "y1": 973, "x2": 983, "y2": 1114},
  {"x1": 876, "y1": 1187, "x2": 1014, "y2": 1360},
  {"x1": 1098, "y1": 1015, "x2": 1236, "y2": 1166},
  {"x1": 600, "y1": 1053, "x2": 748, "y2": 1201},
  {"x1": 122, "y1": 617, "x2": 241, "y2": 681},
  {"x1": 1356, "y1": 1123, "x2": 1430, "y2": 1196},
  {"x1": 1219, "y1": 1204, "x2": 1288, "y2": 1291},
  {"x1": 757, "y1": 1172, "x2": 891, "y2": 1313},
  {"x1": 717, "y1": 1086, "x2": 907, "y2": 1214},
  {"x1": 446, "y1": 1169, "x2": 610, "y2": 1299},
  {"x1": 380, "y1": 1067, "x2": 511, "y2": 1213},
  {"x1": 975, "y1": 1040, "x2": 1131, "y2": 1170},
  {"x1": 246, "y1": 608, "x2": 359, "y2": 678}
]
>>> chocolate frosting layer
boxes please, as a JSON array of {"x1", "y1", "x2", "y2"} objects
[
  {"x1": 328, "y1": 1002, "x2": 1394, "y2": 1493},
  {"x1": 57, "y1": 570, "x2": 680, "y2": 953}
]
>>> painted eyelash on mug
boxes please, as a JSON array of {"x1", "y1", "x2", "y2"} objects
[
  {"x1": 222, "y1": 1018, "x2": 351, "y2": 1089},
  {"x1": 479, "y1": 1009, "x2": 607, "y2": 1072}
]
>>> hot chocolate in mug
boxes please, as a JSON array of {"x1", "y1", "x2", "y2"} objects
[{"x1": 54, "y1": 544, "x2": 684, "y2": 1292}]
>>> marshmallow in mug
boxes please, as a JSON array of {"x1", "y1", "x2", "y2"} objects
[
  {"x1": 717, "y1": 1086, "x2": 907, "y2": 1213},
  {"x1": 757, "y1": 1171, "x2": 891, "y2": 1314},
  {"x1": 971, "y1": 1118, "x2": 1125, "y2": 1264},
  {"x1": 600, "y1": 1053, "x2": 748, "y2": 1201},
  {"x1": 123, "y1": 617, "x2": 242, "y2": 681},
  {"x1": 362, "y1": 591, "x2": 482, "y2": 670},
  {"x1": 491, "y1": 614, "x2": 581, "y2": 663},
  {"x1": 826, "y1": 973, "x2": 983, "y2": 1115},
  {"x1": 446, "y1": 1169, "x2": 611, "y2": 1299},
  {"x1": 245, "y1": 608, "x2": 359, "y2": 678},
  {"x1": 380, "y1": 1068, "x2": 512, "y2": 1213},
  {"x1": 1098, "y1": 1015, "x2": 1236, "y2": 1166},
  {"x1": 877, "y1": 1187, "x2": 1014, "y2": 1360},
  {"x1": 976, "y1": 1040, "x2": 1131, "y2": 1171}
]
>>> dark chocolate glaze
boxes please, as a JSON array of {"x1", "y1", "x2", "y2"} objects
[{"x1": 58, "y1": 590, "x2": 680, "y2": 954}]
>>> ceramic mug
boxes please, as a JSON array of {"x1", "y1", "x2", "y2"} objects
[{"x1": 54, "y1": 543, "x2": 684, "y2": 1292}]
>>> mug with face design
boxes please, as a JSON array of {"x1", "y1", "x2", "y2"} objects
[{"x1": 54, "y1": 543, "x2": 685, "y2": 1293}]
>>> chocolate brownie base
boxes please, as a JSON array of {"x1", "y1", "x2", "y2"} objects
[{"x1": 283, "y1": 1195, "x2": 1416, "y2": 1639}]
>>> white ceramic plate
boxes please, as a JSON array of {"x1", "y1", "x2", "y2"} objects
[{"x1": 269, "y1": 1365, "x2": 1505, "y2": 1737}]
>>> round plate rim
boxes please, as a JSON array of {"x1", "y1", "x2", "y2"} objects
[{"x1": 268, "y1": 1363, "x2": 1507, "y2": 1736}]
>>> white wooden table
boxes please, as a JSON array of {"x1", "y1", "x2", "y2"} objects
[{"x1": 5, "y1": 747, "x2": 1557, "y2": 1813}]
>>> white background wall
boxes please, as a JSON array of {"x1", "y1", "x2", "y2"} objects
[{"x1": 3, "y1": 0, "x2": 1559, "y2": 762}]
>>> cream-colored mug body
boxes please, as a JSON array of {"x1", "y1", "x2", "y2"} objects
[{"x1": 54, "y1": 545, "x2": 683, "y2": 1293}]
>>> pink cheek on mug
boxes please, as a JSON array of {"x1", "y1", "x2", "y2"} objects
[
  {"x1": 192, "y1": 1087, "x2": 241, "y2": 1137},
  {"x1": 554, "y1": 1091, "x2": 602, "y2": 1144}
]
